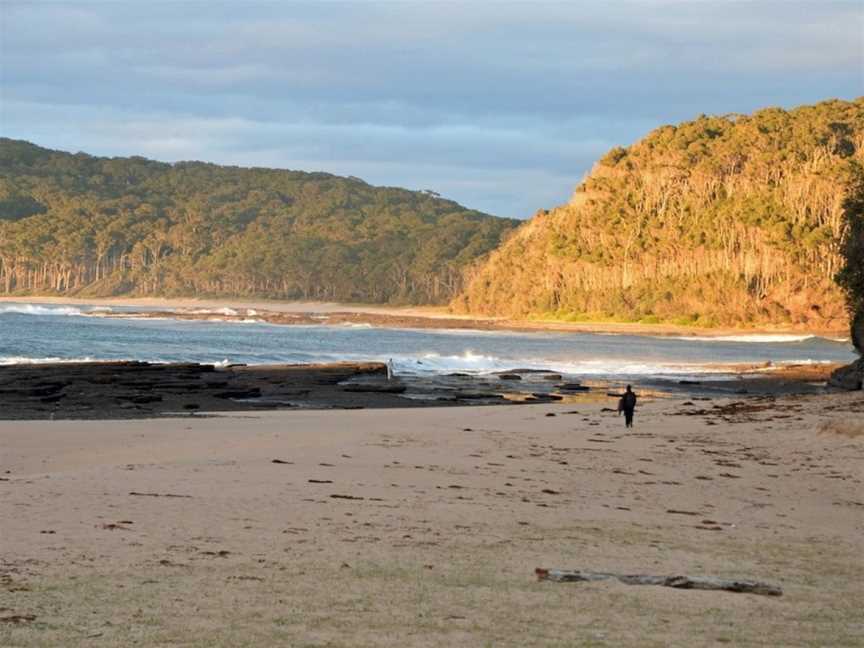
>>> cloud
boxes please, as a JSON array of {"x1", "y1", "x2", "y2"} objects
[{"x1": 1, "y1": 1, "x2": 861, "y2": 217}]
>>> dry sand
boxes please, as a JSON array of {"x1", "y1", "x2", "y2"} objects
[{"x1": 1, "y1": 395, "x2": 863, "y2": 647}]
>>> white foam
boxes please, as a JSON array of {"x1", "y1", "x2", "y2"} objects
[
  {"x1": 387, "y1": 351, "x2": 734, "y2": 377},
  {"x1": 674, "y1": 334, "x2": 817, "y2": 343},
  {"x1": 0, "y1": 356, "x2": 97, "y2": 365},
  {"x1": 102, "y1": 314, "x2": 175, "y2": 321},
  {"x1": 209, "y1": 317, "x2": 264, "y2": 324},
  {"x1": 400, "y1": 350, "x2": 503, "y2": 373},
  {"x1": 0, "y1": 303, "x2": 122, "y2": 317},
  {"x1": 0, "y1": 304, "x2": 85, "y2": 316},
  {"x1": 188, "y1": 307, "x2": 239, "y2": 316}
]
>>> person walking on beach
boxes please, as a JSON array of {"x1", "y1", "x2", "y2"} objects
[{"x1": 618, "y1": 385, "x2": 637, "y2": 428}]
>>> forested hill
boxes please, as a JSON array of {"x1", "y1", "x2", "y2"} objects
[
  {"x1": 0, "y1": 139, "x2": 517, "y2": 304},
  {"x1": 454, "y1": 98, "x2": 864, "y2": 330}
]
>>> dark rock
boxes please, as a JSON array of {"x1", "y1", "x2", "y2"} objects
[
  {"x1": 214, "y1": 388, "x2": 262, "y2": 399},
  {"x1": 129, "y1": 394, "x2": 163, "y2": 404},
  {"x1": 160, "y1": 382, "x2": 206, "y2": 391},
  {"x1": 558, "y1": 383, "x2": 589, "y2": 392},
  {"x1": 533, "y1": 393, "x2": 563, "y2": 401},
  {"x1": 0, "y1": 358, "x2": 625, "y2": 419},
  {"x1": 829, "y1": 357, "x2": 864, "y2": 390},
  {"x1": 0, "y1": 383, "x2": 66, "y2": 398},
  {"x1": 454, "y1": 392, "x2": 505, "y2": 400},
  {"x1": 340, "y1": 384, "x2": 406, "y2": 394}
]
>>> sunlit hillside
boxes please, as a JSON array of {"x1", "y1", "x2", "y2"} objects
[{"x1": 454, "y1": 98, "x2": 864, "y2": 330}]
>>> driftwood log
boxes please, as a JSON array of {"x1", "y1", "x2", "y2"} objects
[{"x1": 536, "y1": 568, "x2": 782, "y2": 597}]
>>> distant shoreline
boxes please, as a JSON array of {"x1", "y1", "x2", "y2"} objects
[{"x1": 0, "y1": 294, "x2": 850, "y2": 338}]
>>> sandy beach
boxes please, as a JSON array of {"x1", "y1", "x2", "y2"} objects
[
  {"x1": 2, "y1": 395, "x2": 862, "y2": 647},
  {"x1": 4, "y1": 6, "x2": 862, "y2": 648},
  {"x1": 0, "y1": 296, "x2": 849, "y2": 338}
]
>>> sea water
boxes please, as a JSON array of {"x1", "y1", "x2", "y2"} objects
[{"x1": 0, "y1": 302, "x2": 856, "y2": 381}]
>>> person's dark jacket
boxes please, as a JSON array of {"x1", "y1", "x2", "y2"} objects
[{"x1": 621, "y1": 391, "x2": 637, "y2": 411}]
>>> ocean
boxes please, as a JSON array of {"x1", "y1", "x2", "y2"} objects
[{"x1": 0, "y1": 302, "x2": 856, "y2": 381}]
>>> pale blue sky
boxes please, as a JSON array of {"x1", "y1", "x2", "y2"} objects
[{"x1": 1, "y1": 1, "x2": 862, "y2": 217}]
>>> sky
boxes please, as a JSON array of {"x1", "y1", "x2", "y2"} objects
[{"x1": 1, "y1": 1, "x2": 862, "y2": 218}]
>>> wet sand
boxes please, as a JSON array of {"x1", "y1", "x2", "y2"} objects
[{"x1": 1, "y1": 395, "x2": 862, "y2": 647}]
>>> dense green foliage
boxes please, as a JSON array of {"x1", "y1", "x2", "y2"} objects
[
  {"x1": 0, "y1": 139, "x2": 516, "y2": 303},
  {"x1": 455, "y1": 98, "x2": 864, "y2": 329},
  {"x1": 836, "y1": 161, "x2": 864, "y2": 350}
]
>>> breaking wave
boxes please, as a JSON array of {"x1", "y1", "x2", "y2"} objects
[
  {"x1": 3, "y1": 301, "x2": 856, "y2": 378},
  {"x1": 0, "y1": 303, "x2": 120, "y2": 317},
  {"x1": 670, "y1": 334, "x2": 850, "y2": 344},
  {"x1": 387, "y1": 351, "x2": 735, "y2": 377},
  {"x1": 0, "y1": 356, "x2": 98, "y2": 365},
  {"x1": 0, "y1": 304, "x2": 87, "y2": 317},
  {"x1": 188, "y1": 307, "x2": 239, "y2": 316}
]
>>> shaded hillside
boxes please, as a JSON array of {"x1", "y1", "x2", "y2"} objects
[
  {"x1": 0, "y1": 139, "x2": 516, "y2": 304},
  {"x1": 837, "y1": 161, "x2": 864, "y2": 350},
  {"x1": 828, "y1": 164, "x2": 864, "y2": 390},
  {"x1": 454, "y1": 98, "x2": 864, "y2": 329}
]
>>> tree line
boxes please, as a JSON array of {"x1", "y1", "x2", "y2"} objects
[
  {"x1": 0, "y1": 138, "x2": 516, "y2": 304},
  {"x1": 454, "y1": 98, "x2": 864, "y2": 330}
]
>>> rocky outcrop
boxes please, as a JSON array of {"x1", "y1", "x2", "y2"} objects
[
  {"x1": 0, "y1": 361, "x2": 393, "y2": 419},
  {"x1": 830, "y1": 310, "x2": 864, "y2": 390},
  {"x1": 829, "y1": 357, "x2": 864, "y2": 390}
]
